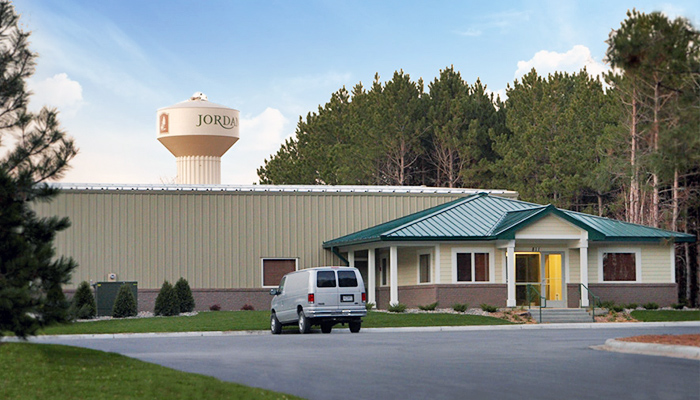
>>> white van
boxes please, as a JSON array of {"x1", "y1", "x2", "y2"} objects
[{"x1": 269, "y1": 266, "x2": 367, "y2": 334}]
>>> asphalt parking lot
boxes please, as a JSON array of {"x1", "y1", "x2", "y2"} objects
[{"x1": 31, "y1": 324, "x2": 700, "y2": 400}]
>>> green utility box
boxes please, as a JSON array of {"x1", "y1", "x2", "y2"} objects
[{"x1": 94, "y1": 281, "x2": 138, "y2": 317}]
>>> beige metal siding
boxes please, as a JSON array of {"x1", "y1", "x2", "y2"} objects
[
  {"x1": 569, "y1": 249, "x2": 580, "y2": 284},
  {"x1": 641, "y1": 244, "x2": 673, "y2": 283},
  {"x1": 515, "y1": 214, "x2": 583, "y2": 238},
  {"x1": 36, "y1": 190, "x2": 475, "y2": 289}
]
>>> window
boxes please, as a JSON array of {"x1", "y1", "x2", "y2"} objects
[
  {"x1": 338, "y1": 270, "x2": 358, "y2": 287},
  {"x1": 455, "y1": 251, "x2": 490, "y2": 282},
  {"x1": 262, "y1": 258, "x2": 297, "y2": 287},
  {"x1": 317, "y1": 271, "x2": 337, "y2": 287},
  {"x1": 381, "y1": 258, "x2": 388, "y2": 286},
  {"x1": 419, "y1": 254, "x2": 431, "y2": 283},
  {"x1": 603, "y1": 252, "x2": 636, "y2": 281}
]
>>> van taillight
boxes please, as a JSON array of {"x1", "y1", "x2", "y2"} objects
[
  {"x1": 362, "y1": 292, "x2": 366, "y2": 302},
  {"x1": 308, "y1": 293, "x2": 315, "y2": 304}
]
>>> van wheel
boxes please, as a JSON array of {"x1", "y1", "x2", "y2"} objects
[
  {"x1": 321, "y1": 322, "x2": 332, "y2": 334},
  {"x1": 271, "y1": 313, "x2": 282, "y2": 335},
  {"x1": 298, "y1": 310, "x2": 311, "y2": 334},
  {"x1": 349, "y1": 321, "x2": 361, "y2": 333}
]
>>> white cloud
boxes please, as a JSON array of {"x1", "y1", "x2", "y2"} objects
[
  {"x1": 28, "y1": 73, "x2": 84, "y2": 116},
  {"x1": 514, "y1": 45, "x2": 609, "y2": 80},
  {"x1": 456, "y1": 28, "x2": 482, "y2": 37},
  {"x1": 239, "y1": 108, "x2": 289, "y2": 151}
]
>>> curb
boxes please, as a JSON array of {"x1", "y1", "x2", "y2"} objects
[
  {"x1": 593, "y1": 338, "x2": 700, "y2": 360},
  {"x1": 8, "y1": 321, "x2": 699, "y2": 341}
]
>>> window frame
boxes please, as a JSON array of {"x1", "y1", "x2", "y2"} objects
[
  {"x1": 380, "y1": 257, "x2": 388, "y2": 286},
  {"x1": 261, "y1": 258, "x2": 298, "y2": 288},
  {"x1": 417, "y1": 251, "x2": 432, "y2": 284},
  {"x1": 597, "y1": 247, "x2": 641, "y2": 283},
  {"x1": 452, "y1": 247, "x2": 495, "y2": 283}
]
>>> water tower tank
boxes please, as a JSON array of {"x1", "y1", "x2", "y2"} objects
[{"x1": 157, "y1": 92, "x2": 240, "y2": 184}]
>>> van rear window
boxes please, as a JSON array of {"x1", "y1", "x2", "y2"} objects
[
  {"x1": 338, "y1": 270, "x2": 358, "y2": 287},
  {"x1": 317, "y1": 271, "x2": 336, "y2": 287}
]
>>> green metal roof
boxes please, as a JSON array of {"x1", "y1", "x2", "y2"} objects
[{"x1": 322, "y1": 193, "x2": 695, "y2": 248}]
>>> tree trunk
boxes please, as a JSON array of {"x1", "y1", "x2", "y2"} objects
[
  {"x1": 651, "y1": 82, "x2": 660, "y2": 228},
  {"x1": 672, "y1": 169, "x2": 679, "y2": 231},
  {"x1": 629, "y1": 90, "x2": 640, "y2": 224}
]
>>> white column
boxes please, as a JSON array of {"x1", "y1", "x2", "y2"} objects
[
  {"x1": 434, "y1": 245, "x2": 441, "y2": 284},
  {"x1": 368, "y1": 249, "x2": 376, "y2": 305},
  {"x1": 348, "y1": 250, "x2": 355, "y2": 268},
  {"x1": 507, "y1": 241, "x2": 516, "y2": 307},
  {"x1": 580, "y1": 244, "x2": 589, "y2": 307},
  {"x1": 390, "y1": 246, "x2": 398, "y2": 306}
]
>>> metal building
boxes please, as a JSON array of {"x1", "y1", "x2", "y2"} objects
[{"x1": 36, "y1": 183, "x2": 517, "y2": 311}]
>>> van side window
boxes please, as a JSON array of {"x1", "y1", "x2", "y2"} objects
[
  {"x1": 338, "y1": 270, "x2": 358, "y2": 287},
  {"x1": 278, "y1": 276, "x2": 286, "y2": 293},
  {"x1": 317, "y1": 271, "x2": 336, "y2": 287}
]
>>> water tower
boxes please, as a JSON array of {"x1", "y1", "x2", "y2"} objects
[{"x1": 157, "y1": 92, "x2": 240, "y2": 184}]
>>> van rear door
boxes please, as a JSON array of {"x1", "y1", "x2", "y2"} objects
[
  {"x1": 314, "y1": 270, "x2": 339, "y2": 310},
  {"x1": 337, "y1": 269, "x2": 362, "y2": 306}
]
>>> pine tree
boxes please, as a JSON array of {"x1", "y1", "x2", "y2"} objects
[
  {"x1": 154, "y1": 281, "x2": 179, "y2": 316},
  {"x1": 174, "y1": 277, "x2": 195, "y2": 313},
  {"x1": 70, "y1": 281, "x2": 96, "y2": 319},
  {"x1": 0, "y1": 1, "x2": 79, "y2": 339},
  {"x1": 112, "y1": 284, "x2": 137, "y2": 318}
]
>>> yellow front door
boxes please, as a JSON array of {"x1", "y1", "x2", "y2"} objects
[{"x1": 544, "y1": 253, "x2": 565, "y2": 307}]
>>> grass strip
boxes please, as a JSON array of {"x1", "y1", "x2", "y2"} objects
[
  {"x1": 362, "y1": 311, "x2": 513, "y2": 327},
  {"x1": 40, "y1": 310, "x2": 512, "y2": 336},
  {"x1": 0, "y1": 342, "x2": 300, "y2": 400},
  {"x1": 630, "y1": 310, "x2": 700, "y2": 322}
]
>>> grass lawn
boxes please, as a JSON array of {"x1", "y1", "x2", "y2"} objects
[
  {"x1": 0, "y1": 342, "x2": 300, "y2": 400},
  {"x1": 630, "y1": 310, "x2": 700, "y2": 322},
  {"x1": 40, "y1": 310, "x2": 511, "y2": 336}
]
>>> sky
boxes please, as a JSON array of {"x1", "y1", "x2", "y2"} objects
[{"x1": 10, "y1": 0, "x2": 700, "y2": 185}]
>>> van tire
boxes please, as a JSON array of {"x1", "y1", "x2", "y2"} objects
[
  {"x1": 271, "y1": 313, "x2": 282, "y2": 335},
  {"x1": 298, "y1": 310, "x2": 311, "y2": 334},
  {"x1": 349, "y1": 321, "x2": 361, "y2": 333},
  {"x1": 320, "y1": 322, "x2": 333, "y2": 334}
]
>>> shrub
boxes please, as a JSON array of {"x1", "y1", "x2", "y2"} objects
[
  {"x1": 70, "y1": 281, "x2": 96, "y2": 320},
  {"x1": 154, "y1": 281, "x2": 180, "y2": 316},
  {"x1": 240, "y1": 304, "x2": 254, "y2": 311},
  {"x1": 598, "y1": 300, "x2": 615, "y2": 310},
  {"x1": 671, "y1": 303, "x2": 685, "y2": 310},
  {"x1": 174, "y1": 277, "x2": 195, "y2": 313},
  {"x1": 418, "y1": 302, "x2": 438, "y2": 311},
  {"x1": 452, "y1": 303, "x2": 468, "y2": 313},
  {"x1": 112, "y1": 284, "x2": 137, "y2": 318},
  {"x1": 610, "y1": 304, "x2": 625, "y2": 313},
  {"x1": 387, "y1": 303, "x2": 407, "y2": 313},
  {"x1": 365, "y1": 302, "x2": 375, "y2": 311},
  {"x1": 625, "y1": 303, "x2": 638, "y2": 310},
  {"x1": 209, "y1": 304, "x2": 221, "y2": 311},
  {"x1": 480, "y1": 303, "x2": 498, "y2": 313},
  {"x1": 643, "y1": 302, "x2": 659, "y2": 310}
]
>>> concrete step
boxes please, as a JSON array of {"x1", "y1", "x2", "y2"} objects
[{"x1": 530, "y1": 308, "x2": 595, "y2": 323}]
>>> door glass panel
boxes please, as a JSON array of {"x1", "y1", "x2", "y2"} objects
[
  {"x1": 515, "y1": 253, "x2": 540, "y2": 306},
  {"x1": 545, "y1": 254, "x2": 563, "y2": 302}
]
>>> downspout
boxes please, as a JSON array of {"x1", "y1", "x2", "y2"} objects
[{"x1": 331, "y1": 247, "x2": 350, "y2": 266}]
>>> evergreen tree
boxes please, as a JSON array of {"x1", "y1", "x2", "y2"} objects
[
  {"x1": 174, "y1": 277, "x2": 195, "y2": 313},
  {"x1": 0, "y1": 1, "x2": 78, "y2": 339},
  {"x1": 70, "y1": 281, "x2": 96, "y2": 320},
  {"x1": 112, "y1": 284, "x2": 137, "y2": 318},
  {"x1": 154, "y1": 280, "x2": 179, "y2": 316}
]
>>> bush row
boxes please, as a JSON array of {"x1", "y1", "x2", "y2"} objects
[{"x1": 69, "y1": 277, "x2": 196, "y2": 319}]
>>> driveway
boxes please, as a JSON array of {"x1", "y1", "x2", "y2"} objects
[{"x1": 32, "y1": 325, "x2": 700, "y2": 400}]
